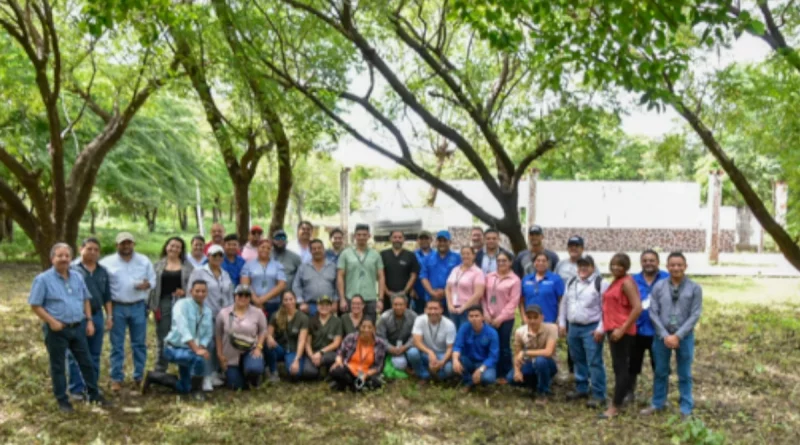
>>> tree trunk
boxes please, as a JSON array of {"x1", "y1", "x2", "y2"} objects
[
  {"x1": 4, "y1": 216, "x2": 11, "y2": 243},
  {"x1": 293, "y1": 189, "x2": 305, "y2": 223},
  {"x1": 270, "y1": 141, "x2": 292, "y2": 235},
  {"x1": 212, "y1": 196, "x2": 221, "y2": 223},
  {"x1": 232, "y1": 177, "x2": 251, "y2": 242},
  {"x1": 89, "y1": 206, "x2": 97, "y2": 234},
  {"x1": 229, "y1": 198, "x2": 234, "y2": 222},
  {"x1": 179, "y1": 207, "x2": 189, "y2": 231},
  {"x1": 497, "y1": 205, "x2": 527, "y2": 254},
  {"x1": 195, "y1": 207, "x2": 202, "y2": 232},
  {"x1": 145, "y1": 207, "x2": 158, "y2": 233}
]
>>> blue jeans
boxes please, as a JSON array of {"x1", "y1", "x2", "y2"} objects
[
  {"x1": 411, "y1": 297, "x2": 426, "y2": 315},
  {"x1": 43, "y1": 321, "x2": 101, "y2": 403},
  {"x1": 164, "y1": 347, "x2": 207, "y2": 393},
  {"x1": 266, "y1": 344, "x2": 317, "y2": 379},
  {"x1": 458, "y1": 356, "x2": 497, "y2": 387},
  {"x1": 507, "y1": 356, "x2": 558, "y2": 395},
  {"x1": 67, "y1": 311, "x2": 104, "y2": 394},
  {"x1": 225, "y1": 350, "x2": 266, "y2": 390},
  {"x1": 567, "y1": 322, "x2": 607, "y2": 400},
  {"x1": 204, "y1": 333, "x2": 219, "y2": 376},
  {"x1": 496, "y1": 319, "x2": 514, "y2": 379},
  {"x1": 406, "y1": 347, "x2": 454, "y2": 380},
  {"x1": 652, "y1": 333, "x2": 695, "y2": 415},
  {"x1": 450, "y1": 311, "x2": 469, "y2": 331},
  {"x1": 264, "y1": 300, "x2": 281, "y2": 319},
  {"x1": 305, "y1": 303, "x2": 318, "y2": 317},
  {"x1": 110, "y1": 301, "x2": 147, "y2": 382}
]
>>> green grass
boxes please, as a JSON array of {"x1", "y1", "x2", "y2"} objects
[{"x1": 1, "y1": 267, "x2": 800, "y2": 444}]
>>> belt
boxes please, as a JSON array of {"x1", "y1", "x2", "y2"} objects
[
  {"x1": 63, "y1": 321, "x2": 82, "y2": 329},
  {"x1": 113, "y1": 300, "x2": 144, "y2": 306},
  {"x1": 568, "y1": 321, "x2": 600, "y2": 327}
]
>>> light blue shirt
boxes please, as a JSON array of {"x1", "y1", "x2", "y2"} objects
[
  {"x1": 164, "y1": 297, "x2": 213, "y2": 349},
  {"x1": 241, "y1": 259, "x2": 286, "y2": 303},
  {"x1": 28, "y1": 268, "x2": 91, "y2": 324},
  {"x1": 100, "y1": 253, "x2": 156, "y2": 304},
  {"x1": 187, "y1": 265, "x2": 234, "y2": 319}
]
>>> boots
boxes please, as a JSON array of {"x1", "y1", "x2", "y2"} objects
[{"x1": 141, "y1": 370, "x2": 179, "y2": 394}]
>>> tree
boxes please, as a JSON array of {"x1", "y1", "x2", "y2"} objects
[{"x1": 0, "y1": 0, "x2": 177, "y2": 267}]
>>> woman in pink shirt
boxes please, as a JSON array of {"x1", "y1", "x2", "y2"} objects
[
  {"x1": 446, "y1": 246, "x2": 486, "y2": 330},
  {"x1": 482, "y1": 251, "x2": 520, "y2": 382}
]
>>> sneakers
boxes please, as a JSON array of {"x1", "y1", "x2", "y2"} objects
[
  {"x1": 211, "y1": 372, "x2": 225, "y2": 387},
  {"x1": 268, "y1": 373, "x2": 280, "y2": 384},
  {"x1": 566, "y1": 391, "x2": 589, "y2": 401},
  {"x1": 640, "y1": 406, "x2": 665, "y2": 416},
  {"x1": 202, "y1": 376, "x2": 214, "y2": 392},
  {"x1": 58, "y1": 400, "x2": 75, "y2": 413}
]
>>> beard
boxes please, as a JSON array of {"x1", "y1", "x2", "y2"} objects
[
  {"x1": 274, "y1": 244, "x2": 286, "y2": 253},
  {"x1": 392, "y1": 242, "x2": 403, "y2": 250}
]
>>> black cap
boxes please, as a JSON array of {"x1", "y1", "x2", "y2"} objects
[
  {"x1": 576, "y1": 255, "x2": 595, "y2": 268},
  {"x1": 567, "y1": 236, "x2": 584, "y2": 247},
  {"x1": 528, "y1": 225, "x2": 543, "y2": 235},
  {"x1": 524, "y1": 304, "x2": 543, "y2": 315}
]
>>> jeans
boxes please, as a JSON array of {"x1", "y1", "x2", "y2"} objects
[
  {"x1": 225, "y1": 350, "x2": 266, "y2": 390},
  {"x1": 630, "y1": 334, "x2": 655, "y2": 376},
  {"x1": 110, "y1": 301, "x2": 148, "y2": 382},
  {"x1": 154, "y1": 297, "x2": 174, "y2": 372},
  {"x1": 204, "y1": 333, "x2": 219, "y2": 376},
  {"x1": 651, "y1": 333, "x2": 695, "y2": 415},
  {"x1": 304, "y1": 302, "x2": 318, "y2": 317},
  {"x1": 264, "y1": 300, "x2": 281, "y2": 319},
  {"x1": 44, "y1": 321, "x2": 100, "y2": 403},
  {"x1": 406, "y1": 347, "x2": 454, "y2": 380},
  {"x1": 506, "y1": 356, "x2": 558, "y2": 395},
  {"x1": 496, "y1": 319, "x2": 514, "y2": 379},
  {"x1": 266, "y1": 344, "x2": 319, "y2": 380},
  {"x1": 608, "y1": 333, "x2": 635, "y2": 407},
  {"x1": 457, "y1": 356, "x2": 497, "y2": 387},
  {"x1": 567, "y1": 322, "x2": 607, "y2": 400},
  {"x1": 67, "y1": 311, "x2": 104, "y2": 394},
  {"x1": 363, "y1": 301, "x2": 377, "y2": 320},
  {"x1": 164, "y1": 347, "x2": 207, "y2": 394},
  {"x1": 411, "y1": 296, "x2": 426, "y2": 315},
  {"x1": 451, "y1": 311, "x2": 469, "y2": 331}
]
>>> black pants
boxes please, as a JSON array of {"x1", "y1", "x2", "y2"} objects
[
  {"x1": 155, "y1": 297, "x2": 173, "y2": 372},
  {"x1": 629, "y1": 334, "x2": 654, "y2": 376},
  {"x1": 329, "y1": 365, "x2": 382, "y2": 391},
  {"x1": 608, "y1": 333, "x2": 635, "y2": 407},
  {"x1": 44, "y1": 322, "x2": 100, "y2": 403}
]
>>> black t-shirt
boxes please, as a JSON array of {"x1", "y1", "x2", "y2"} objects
[
  {"x1": 380, "y1": 248, "x2": 420, "y2": 293},
  {"x1": 269, "y1": 311, "x2": 309, "y2": 352},
  {"x1": 160, "y1": 270, "x2": 183, "y2": 297},
  {"x1": 309, "y1": 315, "x2": 344, "y2": 352}
]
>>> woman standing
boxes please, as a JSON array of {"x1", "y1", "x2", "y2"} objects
[
  {"x1": 241, "y1": 239, "x2": 286, "y2": 318},
  {"x1": 482, "y1": 251, "x2": 520, "y2": 383},
  {"x1": 188, "y1": 244, "x2": 234, "y2": 391},
  {"x1": 305, "y1": 295, "x2": 344, "y2": 375},
  {"x1": 341, "y1": 295, "x2": 366, "y2": 336},
  {"x1": 446, "y1": 246, "x2": 486, "y2": 330},
  {"x1": 329, "y1": 317, "x2": 388, "y2": 391},
  {"x1": 520, "y1": 253, "x2": 565, "y2": 324},
  {"x1": 150, "y1": 237, "x2": 194, "y2": 373},
  {"x1": 188, "y1": 235, "x2": 207, "y2": 269},
  {"x1": 215, "y1": 284, "x2": 268, "y2": 390},
  {"x1": 266, "y1": 291, "x2": 316, "y2": 382},
  {"x1": 599, "y1": 253, "x2": 642, "y2": 419}
]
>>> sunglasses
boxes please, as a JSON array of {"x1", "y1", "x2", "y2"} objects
[
  {"x1": 236, "y1": 293, "x2": 251, "y2": 298},
  {"x1": 210, "y1": 253, "x2": 223, "y2": 258},
  {"x1": 273, "y1": 236, "x2": 287, "y2": 241}
]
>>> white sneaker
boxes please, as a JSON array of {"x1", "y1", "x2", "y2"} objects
[
  {"x1": 202, "y1": 376, "x2": 213, "y2": 392},
  {"x1": 268, "y1": 373, "x2": 280, "y2": 384},
  {"x1": 211, "y1": 372, "x2": 224, "y2": 387}
]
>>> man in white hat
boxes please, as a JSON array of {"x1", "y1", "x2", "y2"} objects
[{"x1": 100, "y1": 232, "x2": 156, "y2": 393}]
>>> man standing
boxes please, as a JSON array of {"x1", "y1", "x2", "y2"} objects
[
  {"x1": 204, "y1": 223, "x2": 225, "y2": 254},
  {"x1": 376, "y1": 294, "x2": 418, "y2": 377},
  {"x1": 101, "y1": 232, "x2": 156, "y2": 392},
  {"x1": 475, "y1": 228, "x2": 511, "y2": 275},
  {"x1": 380, "y1": 230, "x2": 420, "y2": 311},
  {"x1": 221, "y1": 234, "x2": 246, "y2": 287},
  {"x1": 271, "y1": 229, "x2": 303, "y2": 289},
  {"x1": 289, "y1": 220, "x2": 314, "y2": 263},
  {"x1": 470, "y1": 226, "x2": 484, "y2": 251},
  {"x1": 293, "y1": 239, "x2": 338, "y2": 316},
  {"x1": 30, "y1": 243, "x2": 111, "y2": 412},
  {"x1": 641, "y1": 252, "x2": 703, "y2": 420},
  {"x1": 452, "y1": 306, "x2": 499, "y2": 391},
  {"x1": 510, "y1": 304, "x2": 559, "y2": 404},
  {"x1": 337, "y1": 224, "x2": 385, "y2": 318},
  {"x1": 67, "y1": 238, "x2": 112, "y2": 400},
  {"x1": 629, "y1": 249, "x2": 670, "y2": 404},
  {"x1": 325, "y1": 228, "x2": 345, "y2": 263},
  {"x1": 412, "y1": 231, "x2": 434, "y2": 314},
  {"x1": 555, "y1": 236, "x2": 585, "y2": 283},
  {"x1": 513, "y1": 225, "x2": 560, "y2": 277},
  {"x1": 407, "y1": 300, "x2": 456, "y2": 381},
  {"x1": 419, "y1": 230, "x2": 461, "y2": 317},
  {"x1": 241, "y1": 226, "x2": 263, "y2": 262}
]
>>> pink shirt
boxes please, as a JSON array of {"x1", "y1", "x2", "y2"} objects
[
  {"x1": 482, "y1": 271, "x2": 521, "y2": 323},
  {"x1": 241, "y1": 243, "x2": 259, "y2": 262},
  {"x1": 447, "y1": 264, "x2": 485, "y2": 308}
]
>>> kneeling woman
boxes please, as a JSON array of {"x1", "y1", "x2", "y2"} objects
[
  {"x1": 216, "y1": 285, "x2": 268, "y2": 390},
  {"x1": 329, "y1": 317, "x2": 388, "y2": 391},
  {"x1": 305, "y1": 295, "x2": 343, "y2": 374},
  {"x1": 266, "y1": 291, "x2": 317, "y2": 381}
]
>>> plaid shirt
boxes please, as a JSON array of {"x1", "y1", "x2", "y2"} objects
[{"x1": 337, "y1": 332, "x2": 389, "y2": 374}]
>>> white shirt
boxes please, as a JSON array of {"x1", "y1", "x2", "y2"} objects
[
  {"x1": 100, "y1": 253, "x2": 156, "y2": 304},
  {"x1": 412, "y1": 314, "x2": 456, "y2": 354},
  {"x1": 287, "y1": 241, "x2": 312, "y2": 264}
]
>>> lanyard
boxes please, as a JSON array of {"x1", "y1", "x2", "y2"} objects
[{"x1": 427, "y1": 320, "x2": 441, "y2": 343}]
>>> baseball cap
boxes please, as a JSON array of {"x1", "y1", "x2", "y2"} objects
[
  {"x1": 524, "y1": 304, "x2": 543, "y2": 315},
  {"x1": 115, "y1": 232, "x2": 135, "y2": 244},
  {"x1": 419, "y1": 230, "x2": 432, "y2": 239},
  {"x1": 272, "y1": 229, "x2": 287, "y2": 240},
  {"x1": 436, "y1": 230, "x2": 451, "y2": 241},
  {"x1": 576, "y1": 255, "x2": 595, "y2": 268},
  {"x1": 207, "y1": 244, "x2": 224, "y2": 256},
  {"x1": 567, "y1": 236, "x2": 584, "y2": 247},
  {"x1": 234, "y1": 284, "x2": 252, "y2": 295},
  {"x1": 318, "y1": 295, "x2": 333, "y2": 304},
  {"x1": 250, "y1": 225, "x2": 263, "y2": 234},
  {"x1": 528, "y1": 225, "x2": 543, "y2": 235}
]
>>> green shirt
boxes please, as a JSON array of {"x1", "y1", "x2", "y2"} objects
[
  {"x1": 269, "y1": 310, "x2": 309, "y2": 353},
  {"x1": 337, "y1": 247, "x2": 384, "y2": 301},
  {"x1": 309, "y1": 315, "x2": 344, "y2": 352}
]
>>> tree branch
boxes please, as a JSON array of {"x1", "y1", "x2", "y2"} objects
[{"x1": 512, "y1": 140, "x2": 557, "y2": 187}]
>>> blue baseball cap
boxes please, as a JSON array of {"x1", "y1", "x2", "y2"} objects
[{"x1": 436, "y1": 230, "x2": 451, "y2": 241}]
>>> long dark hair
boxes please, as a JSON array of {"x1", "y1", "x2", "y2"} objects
[
  {"x1": 160, "y1": 236, "x2": 187, "y2": 263},
  {"x1": 276, "y1": 290, "x2": 298, "y2": 332}
]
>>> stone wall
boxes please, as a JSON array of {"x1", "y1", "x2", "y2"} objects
[{"x1": 448, "y1": 226, "x2": 736, "y2": 253}]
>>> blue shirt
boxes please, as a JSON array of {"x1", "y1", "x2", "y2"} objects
[
  {"x1": 521, "y1": 271, "x2": 565, "y2": 323},
  {"x1": 418, "y1": 250, "x2": 461, "y2": 301},
  {"x1": 632, "y1": 270, "x2": 670, "y2": 337},
  {"x1": 413, "y1": 248, "x2": 434, "y2": 300},
  {"x1": 100, "y1": 253, "x2": 156, "y2": 304},
  {"x1": 453, "y1": 322, "x2": 500, "y2": 368},
  {"x1": 28, "y1": 268, "x2": 92, "y2": 324},
  {"x1": 222, "y1": 255, "x2": 246, "y2": 287},
  {"x1": 241, "y1": 259, "x2": 286, "y2": 303},
  {"x1": 164, "y1": 297, "x2": 213, "y2": 349},
  {"x1": 325, "y1": 249, "x2": 341, "y2": 264}
]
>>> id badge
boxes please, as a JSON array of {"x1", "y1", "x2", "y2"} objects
[
  {"x1": 359, "y1": 270, "x2": 366, "y2": 279},
  {"x1": 490, "y1": 295, "x2": 497, "y2": 305},
  {"x1": 261, "y1": 279, "x2": 267, "y2": 289}
]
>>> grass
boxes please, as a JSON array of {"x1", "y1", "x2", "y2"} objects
[{"x1": 1, "y1": 267, "x2": 799, "y2": 444}]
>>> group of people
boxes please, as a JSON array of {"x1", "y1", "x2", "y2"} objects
[{"x1": 29, "y1": 221, "x2": 702, "y2": 420}]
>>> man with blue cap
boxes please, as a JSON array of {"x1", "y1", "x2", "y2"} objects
[{"x1": 419, "y1": 230, "x2": 461, "y2": 317}]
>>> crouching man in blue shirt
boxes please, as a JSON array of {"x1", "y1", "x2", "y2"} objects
[
  {"x1": 142, "y1": 280, "x2": 213, "y2": 400},
  {"x1": 452, "y1": 306, "x2": 499, "y2": 392},
  {"x1": 29, "y1": 243, "x2": 111, "y2": 413}
]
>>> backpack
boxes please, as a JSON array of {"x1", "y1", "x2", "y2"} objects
[{"x1": 568, "y1": 275, "x2": 603, "y2": 294}]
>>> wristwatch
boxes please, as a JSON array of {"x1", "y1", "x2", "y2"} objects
[{"x1": 479, "y1": 365, "x2": 486, "y2": 373}]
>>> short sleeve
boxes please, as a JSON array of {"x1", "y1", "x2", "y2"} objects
[
  {"x1": 375, "y1": 251, "x2": 384, "y2": 270},
  {"x1": 337, "y1": 251, "x2": 347, "y2": 271},
  {"x1": 418, "y1": 257, "x2": 429, "y2": 280},
  {"x1": 28, "y1": 275, "x2": 47, "y2": 306},
  {"x1": 332, "y1": 317, "x2": 344, "y2": 337},
  {"x1": 240, "y1": 262, "x2": 252, "y2": 277},
  {"x1": 411, "y1": 255, "x2": 420, "y2": 274},
  {"x1": 412, "y1": 316, "x2": 424, "y2": 336},
  {"x1": 256, "y1": 310, "x2": 268, "y2": 335},
  {"x1": 275, "y1": 262, "x2": 287, "y2": 282},
  {"x1": 445, "y1": 322, "x2": 457, "y2": 346},
  {"x1": 215, "y1": 310, "x2": 226, "y2": 338},
  {"x1": 299, "y1": 313, "x2": 310, "y2": 330}
]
